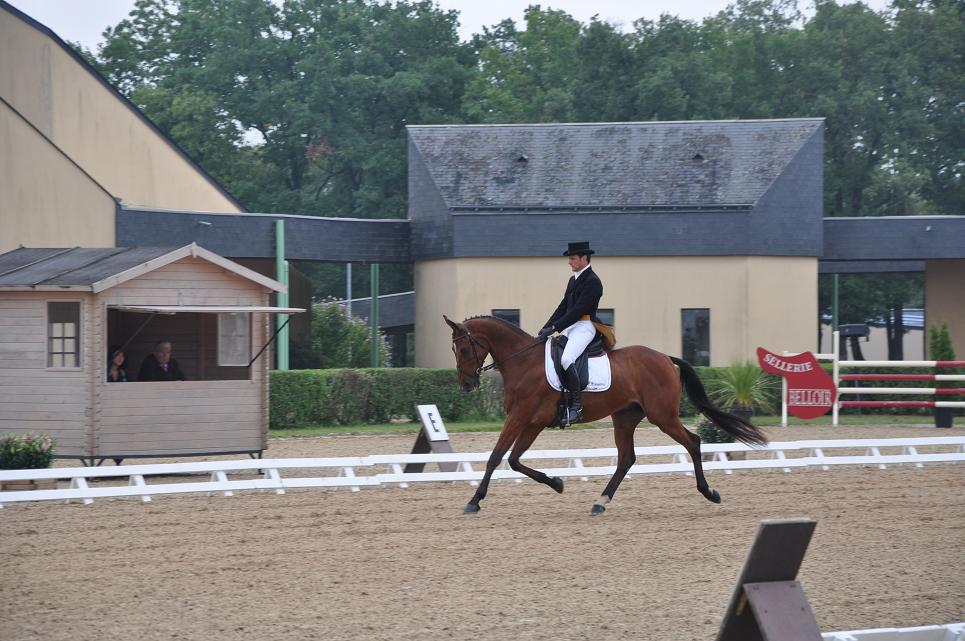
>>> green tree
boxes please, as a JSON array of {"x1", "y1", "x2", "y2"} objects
[
  {"x1": 302, "y1": 300, "x2": 390, "y2": 369},
  {"x1": 97, "y1": 0, "x2": 474, "y2": 218},
  {"x1": 463, "y1": 6, "x2": 582, "y2": 122},
  {"x1": 818, "y1": 272, "x2": 923, "y2": 359}
]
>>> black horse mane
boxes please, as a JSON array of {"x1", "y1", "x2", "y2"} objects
[{"x1": 464, "y1": 315, "x2": 534, "y2": 340}]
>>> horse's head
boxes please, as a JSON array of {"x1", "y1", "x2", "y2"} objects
[{"x1": 444, "y1": 315, "x2": 490, "y2": 392}]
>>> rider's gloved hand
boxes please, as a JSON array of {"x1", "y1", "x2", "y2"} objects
[{"x1": 537, "y1": 326, "x2": 554, "y2": 340}]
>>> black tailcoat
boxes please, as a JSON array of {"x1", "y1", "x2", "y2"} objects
[{"x1": 544, "y1": 266, "x2": 603, "y2": 332}]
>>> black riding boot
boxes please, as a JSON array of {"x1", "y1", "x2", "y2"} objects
[{"x1": 563, "y1": 364, "x2": 583, "y2": 426}]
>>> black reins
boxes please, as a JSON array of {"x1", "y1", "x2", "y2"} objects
[{"x1": 451, "y1": 328, "x2": 545, "y2": 376}]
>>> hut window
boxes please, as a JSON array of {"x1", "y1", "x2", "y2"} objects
[
  {"x1": 48, "y1": 302, "x2": 80, "y2": 368},
  {"x1": 217, "y1": 312, "x2": 251, "y2": 366}
]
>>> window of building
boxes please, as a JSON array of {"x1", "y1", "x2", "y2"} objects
[
  {"x1": 48, "y1": 302, "x2": 81, "y2": 368},
  {"x1": 681, "y1": 308, "x2": 710, "y2": 366},
  {"x1": 217, "y1": 312, "x2": 251, "y2": 366},
  {"x1": 597, "y1": 308, "x2": 615, "y2": 326},
  {"x1": 492, "y1": 309, "x2": 520, "y2": 327}
]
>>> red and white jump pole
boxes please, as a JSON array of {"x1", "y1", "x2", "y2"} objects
[{"x1": 783, "y1": 330, "x2": 965, "y2": 426}]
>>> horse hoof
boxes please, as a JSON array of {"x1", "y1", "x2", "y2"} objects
[
  {"x1": 590, "y1": 504, "x2": 606, "y2": 516},
  {"x1": 704, "y1": 489, "x2": 721, "y2": 504},
  {"x1": 550, "y1": 477, "x2": 564, "y2": 494},
  {"x1": 464, "y1": 502, "x2": 480, "y2": 514}
]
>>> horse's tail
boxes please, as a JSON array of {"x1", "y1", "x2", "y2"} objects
[{"x1": 669, "y1": 356, "x2": 769, "y2": 447}]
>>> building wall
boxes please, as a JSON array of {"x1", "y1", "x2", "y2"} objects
[
  {"x1": 0, "y1": 292, "x2": 94, "y2": 456},
  {"x1": 0, "y1": 7, "x2": 242, "y2": 213},
  {"x1": 415, "y1": 256, "x2": 817, "y2": 368},
  {"x1": 0, "y1": 98, "x2": 116, "y2": 252},
  {"x1": 925, "y1": 259, "x2": 965, "y2": 358}
]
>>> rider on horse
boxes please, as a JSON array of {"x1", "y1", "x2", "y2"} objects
[{"x1": 537, "y1": 241, "x2": 604, "y2": 426}]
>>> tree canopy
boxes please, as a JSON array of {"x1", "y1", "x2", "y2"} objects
[{"x1": 82, "y1": 0, "x2": 962, "y2": 324}]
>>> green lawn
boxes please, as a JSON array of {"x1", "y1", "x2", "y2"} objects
[{"x1": 268, "y1": 413, "x2": 937, "y2": 438}]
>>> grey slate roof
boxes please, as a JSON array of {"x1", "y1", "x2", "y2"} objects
[
  {"x1": 0, "y1": 247, "x2": 176, "y2": 288},
  {"x1": 823, "y1": 216, "x2": 965, "y2": 262},
  {"x1": 338, "y1": 292, "x2": 414, "y2": 330},
  {"x1": 118, "y1": 208, "x2": 412, "y2": 264},
  {"x1": 408, "y1": 119, "x2": 823, "y2": 209}
]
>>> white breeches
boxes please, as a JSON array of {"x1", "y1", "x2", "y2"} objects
[{"x1": 560, "y1": 320, "x2": 595, "y2": 369}]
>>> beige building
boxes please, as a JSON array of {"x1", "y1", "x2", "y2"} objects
[
  {"x1": 0, "y1": 2, "x2": 243, "y2": 254},
  {"x1": 408, "y1": 121, "x2": 827, "y2": 368},
  {"x1": 416, "y1": 256, "x2": 818, "y2": 367},
  {"x1": 926, "y1": 260, "x2": 965, "y2": 359}
]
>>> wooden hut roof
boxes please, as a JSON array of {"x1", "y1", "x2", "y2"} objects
[{"x1": 0, "y1": 243, "x2": 286, "y2": 293}]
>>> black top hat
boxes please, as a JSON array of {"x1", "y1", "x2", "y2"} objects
[{"x1": 562, "y1": 241, "x2": 595, "y2": 256}]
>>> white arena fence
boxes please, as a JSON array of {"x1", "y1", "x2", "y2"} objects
[
  {"x1": 823, "y1": 622, "x2": 965, "y2": 641},
  {"x1": 1, "y1": 436, "x2": 963, "y2": 507}
]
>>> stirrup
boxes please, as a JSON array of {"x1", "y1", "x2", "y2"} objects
[{"x1": 562, "y1": 406, "x2": 582, "y2": 427}]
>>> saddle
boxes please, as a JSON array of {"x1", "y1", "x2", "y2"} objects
[
  {"x1": 551, "y1": 334, "x2": 606, "y2": 392},
  {"x1": 550, "y1": 334, "x2": 606, "y2": 428}
]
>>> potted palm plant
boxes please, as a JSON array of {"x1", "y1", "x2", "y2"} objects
[
  {"x1": 706, "y1": 361, "x2": 777, "y2": 423},
  {"x1": 929, "y1": 322, "x2": 957, "y2": 429}
]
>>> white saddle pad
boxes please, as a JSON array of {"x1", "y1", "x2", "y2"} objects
[{"x1": 544, "y1": 340, "x2": 612, "y2": 392}]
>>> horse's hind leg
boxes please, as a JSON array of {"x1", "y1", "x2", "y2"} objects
[
  {"x1": 592, "y1": 405, "x2": 644, "y2": 515},
  {"x1": 507, "y1": 422, "x2": 563, "y2": 494},
  {"x1": 650, "y1": 412, "x2": 721, "y2": 504}
]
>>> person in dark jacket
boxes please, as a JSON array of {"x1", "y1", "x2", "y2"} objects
[
  {"x1": 537, "y1": 241, "x2": 604, "y2": 425},
  {"x1": 137, "y1": 341, "x2": 187, "y2": 381}
]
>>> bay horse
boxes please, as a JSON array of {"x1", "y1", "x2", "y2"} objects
[{"x1": 444, "y1": 315, "x2": 768, "y2": 515}]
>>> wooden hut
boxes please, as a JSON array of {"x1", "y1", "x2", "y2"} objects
[{"x1": 0, "y1": 244, "x2": 302, "y2": 464}]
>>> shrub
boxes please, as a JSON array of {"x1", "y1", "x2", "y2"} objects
[
  {"x1": 0, "y1": 433, "x2": 56, "y2": 469},
  {"x1": 929, "y1": 321, "x2": 955, "y2": 361},
  {"x1": 269, "y1": 368, "x2": 505, "y2": 428},
  {"x1": 695, "y1": 418, "x2": 735, "y2": 444}
]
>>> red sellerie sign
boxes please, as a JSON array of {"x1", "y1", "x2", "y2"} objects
[{"x1": 756, "y1": 347, "x2": 837, "y2": 420}]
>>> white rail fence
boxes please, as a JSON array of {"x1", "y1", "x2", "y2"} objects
[
  {"x1": 823, "y1": 622, "x2": 965, "y2": 641},
  {"x1": 1, "y1": 437, "x2": 963, "y2": 507}
]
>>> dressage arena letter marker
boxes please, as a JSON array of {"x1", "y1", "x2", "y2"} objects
[
  {"x1": 404, "y1": 404, "x2": 457, "y2": 473},
  {"x1": 716, "y1": 518, "x2": 821, "y2": 641},
  {"x1": 757, "y1": 347, "x2": 837, "y2": 420}
]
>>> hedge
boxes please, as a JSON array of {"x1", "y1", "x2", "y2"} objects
[
  {"x1": 269, "y1": 366, "x2": 788, "y2": 429},
  {"x1": 269, "y1": 368, "x2": 504, "y2": 428},
  {"x1": 837, "y1": 365, "x2": 965, "y2": 416}
]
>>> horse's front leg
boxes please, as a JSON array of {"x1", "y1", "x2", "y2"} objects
[
  {"x1": 507, "y1": 422, "x2": 563, "y2": 494},
  {"x1": 464, "y1": 422, "x2": 520, "y2": 513}
]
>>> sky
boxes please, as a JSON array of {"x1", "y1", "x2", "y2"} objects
[{"x1": 8, "y1": 0, "x2": 892, "y2": 52}]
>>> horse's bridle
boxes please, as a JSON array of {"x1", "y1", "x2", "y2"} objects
[
  {"x1": 451, "y1": 327, "x2": 545, "y2": 378},
  {"x1": 450, "y1": 328, "x2": 489, "y2": 378}
]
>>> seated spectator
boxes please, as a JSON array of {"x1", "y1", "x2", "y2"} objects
[
  {"x1": 107, "y1": 346, "x2": 128, "y2": 382},
  {"x1": 137, "y1": 341, "x2": 187, "y2": 381}
]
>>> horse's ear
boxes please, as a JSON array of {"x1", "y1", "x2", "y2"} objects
[{"x1": 443, "y1": 315, "x2": 460, "y2": 331}]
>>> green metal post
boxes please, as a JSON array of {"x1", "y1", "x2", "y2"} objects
[
  {"x1": 275, "y1": 220, "x2": 289, "y2": 370},
  {"x1": 832, "y1": 274, "x2": 839, "y2": 332},
  {"x1": 370, "y1": 263, "x2": 380, "y2": 367}
]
